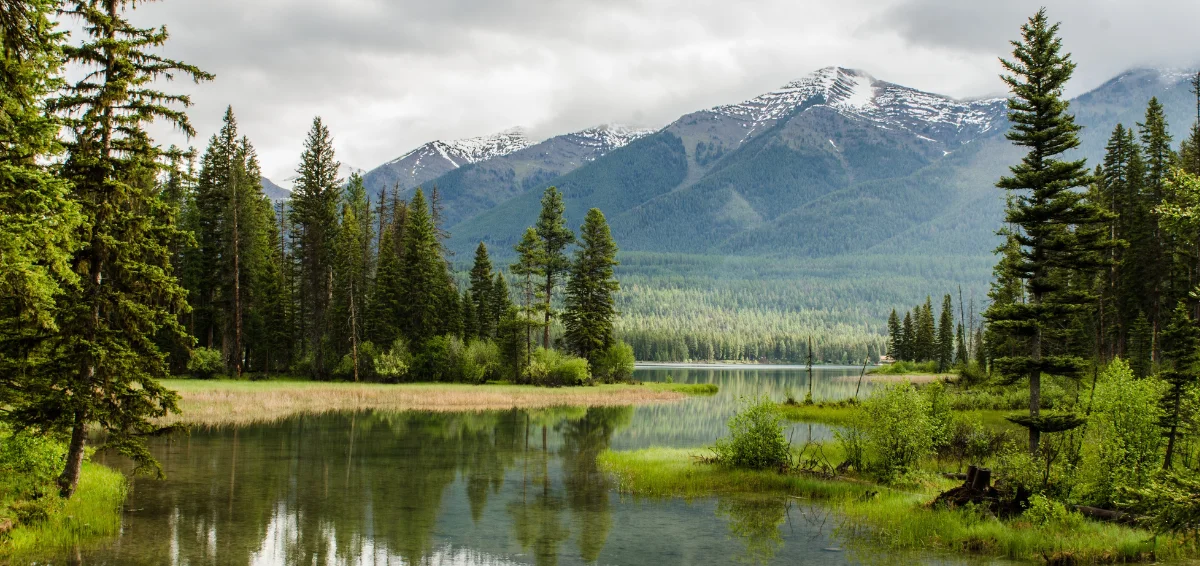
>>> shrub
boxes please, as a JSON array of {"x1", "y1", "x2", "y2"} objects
[
  {"x1": 415, "y1": 335, "x2": 452, "y2": 381},
  {"x1": 592, "y1": 341, "x2": 636, "y2": 383},
  {"x1": 937, "y1": 415, "x2": 1018, "y2": 470},
  {"x1": 528, "y1": 348, "x2": 591, "y2": 386},
  {"x1": 923, "y1": 381, "x2": 954, "y2": 450},
  {"x1": 862, "y1": 382, "x2": 934, "y2": 481},
  {"x1": 187, "y1": 347, "x2": 224, "y2": 379},
  {"x1": 1079, "y1": 359, "x2": 1166, "y2": 506},
  {"x1": 0, "y1": 430, "x2": 65, "y2": 503},
  {"x1": 460, "y1": 340, "x2": 502, "y2": 384},
  {"x1": 1023, "y1": 494, "x2": 1083, "y2": 529},
  {"x1": 332, "y1": 342, "x2": 380, "y2": 381},
  {"x1": 712, "y1": 396, "x2": 791, "y2": 470},
  {"x1": 375, "y1": 339, "x2": 412, "y2": 383},
  {"x1": 835, "y1": 414, "x2": 868, "y2": 472},
  {"x1": 1118, "y1": 471, "x2": 1200, "y2": 539}
]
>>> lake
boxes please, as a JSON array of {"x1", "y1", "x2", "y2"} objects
[{"x1": 69, "y1": 367, "x2": 984, "y2": 565}]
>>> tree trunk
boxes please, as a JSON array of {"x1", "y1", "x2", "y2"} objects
[{"x1": 58, "y1": 409, "x2": 88, "y2": 498}]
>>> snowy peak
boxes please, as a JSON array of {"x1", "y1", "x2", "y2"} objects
[
  {"x1": 403, "y1": 127, "x2": 533, "y2": 168},
  {"x1": 564, "y1": 124, "x2": 657, "y2": 152},
  {"x1": 713, "y1": 66, "x2": 1006, "y2": 142}
]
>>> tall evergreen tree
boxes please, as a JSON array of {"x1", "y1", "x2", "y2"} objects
[
  {"x1": 398, "y1": 189, "x2": 455, "y2": 344},
  {"x1": 914, "y1": 298, "x2": 935, "y2": 362},
  {"x1": 490, "y1": 272, "x2": 512, "y2": 333},
  {"x1": 535, "y1": 187, "x2": 575, "y2": 349},
  {"x1": 985, "y1": 9, "x2": 1109, "y2": 453},
  {"x1": 1139, "y1": 98, "x2": 1177, "y2": 353},
  {"x1": 32, "y1": 0, "x2": 211, "y2": 497},
  {"x1": 936, "y1": 294, "x2": 955, "y2": 371},
  {"x1": 0, "y1": 0, "x2": 82, "y2": 391},
  {"x1": 564, "y1": 209, "x2": 620, "y2": 363},
  {"x1": 289, "y1": 117, "x2": 340, "y2": 378},
  {"x1": 1159, "y1": 302, "x2": 1199, "y2": 469},
  {"x1": 886, "y1": 309, "x2": 901, "y2": 359},
  {"x1": 955, "y1": 323, "x2": 969, "y2": 366},
  {"x1": 901, "y1": 312, "x2": 915, "y2": 362},
  {"x1": 512, "y1": 227, "x2": 545, "y2": 365},
  {"x1": 332, "y1": 173, "x2": 373, "y2": 380},
  {"x1": 367, "y1": 195, "x2": 407, "y2": 346},
  {"x1": 469, "y1": 242, "x2": 495, "y2": 339}
]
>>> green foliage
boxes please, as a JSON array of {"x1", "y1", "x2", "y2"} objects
[
  {"x1": 1078, "y1": 359, "x2": 1166, "y2": 506},
  {"x1": 591, "y1": 341, "x2": 635, "y2": 383},
  {"x1": 1118, "y1": 471, "x2": 1200, "y2": 540},
  {"x1": 187, "y1": 347, "x2": 224, "y2": 380},
  {"x1": 1022, "y1": 494, "x2": 1083, "y2": 529},
  {"x1": 564, "y1": 208, "x2": 620, "y2": 362},
  {"x1": 937, "y1": 415, "x2": 1019, "y2": 470},
  {"x1": 869, "y1": 360, "x2": 938, "y2": 375},
  {"x1": 861, "y1": 382, "x2": 935, "y2": 481},
  {"x1": 527, "y1": 347, "x2": 590, "y2": 387},
  {"x1": 374, "y1": 339, "x2": 412, "y2": 383},
  {"x1": 711, "y1": 396, "x2": 791, "y2": 471},
  {"x1": 0, "y1": 430, "x2": 65, "y2": 506}
]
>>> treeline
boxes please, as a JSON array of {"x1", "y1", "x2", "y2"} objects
[
  {"x1": 0, "y1": 0, "x2": 631, "y2": 500},
  {"x1": 886, "y1": 294, "x2": 982, "y2": 371},
  {"x1": 172, "y1": 110, "x2": 632, "y2": 385}
]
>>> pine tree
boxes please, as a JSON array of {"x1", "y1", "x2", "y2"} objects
[
  {"x1": 1159, "y1": 302, "x2": 1199, "y2": 469},
  {"x1": 333, "y1": 173, "x2": 373, "y2": 380},
  {"x1": 535, "y1": 187, "x2": 575, "y2": 349},
  {"x1": 985, "y1": 9, "x2": 1109, "y2": 453},
  {"x1": 1139, "y1": 98, "x2": 1177, "y2": 354},
  {"x1": 901, "y1": 312, "x2": 915, "y2": 362},
  {"x1": 469, "y1": 242, "x2": 494, "y2": 339},
  {"x1": 512, "y1": 227, "x2": 545, "y2": 366},
  {"x1": 915, "y1": 298, "x2": 935, "y2": 362},
  {"x1": 368, "y1": 196, "x2": 407, "y2": 346},
  {"x1": 290, "y1": 117, "x2": 340, "y2": 378},
  {"x1": 398, "y1": 189, "x2": 454, "y2": 344},
  {"x1": 564, "y1": 209, "x2": 620, "y2": 363},
  {"x1": 936, "y1": 294, "x2": 955, "y2": 371},
  {"x1": 490, "y1": 272, "x2": 512, "y2": 334},
  {"x1": 0, "y1": 0, "x2": 82, "y2": 389},
  {"x1": 33, "y1": 0, "x2": 211, "y2": 497},
  {"x1": 886, "y1": 309, "x2": 901, "y2": 359}
]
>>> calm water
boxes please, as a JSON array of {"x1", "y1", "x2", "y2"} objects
[{"x1": 69, "y1": 367, "x2": 984, "y2": 565}]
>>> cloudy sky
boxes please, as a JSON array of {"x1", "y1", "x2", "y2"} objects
[{"x1": 112, "y1": 0, "x2": 1200, "y2": 181}]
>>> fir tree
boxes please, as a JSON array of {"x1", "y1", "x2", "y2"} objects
[
  {"x1": 35, "y1": 0, "x2": 211, "y2": 497},
  {"x1": 955, "y1": 324, "x2": 969, "y2": 366},
  {"x1": 985, "y1": 9, "x2": 1110, "y2": 453},
  {"x1": 333, "y1": 173, "x2": 373, "y2": 380},
  {"x1": 490, "y1": 272, "x2": 512, "y2": 333},
  {"x1": 914, "y1": 298, "x2": 935, "y2": 362},
  {"x1": 512, "y1": 227, "x2": 545, "y2": 366},
  {"x1": 1159, "y1": 302, "x2": 1199, "y2": 469},
  {"x1": 469, "y1": 242, "x2": 494, "y2": 339},
  {"x1": 901, "y1": 312, "x2": 914, "y2": 362},
  {"x1": 936, "y1": 294, "x2": 955, "y2": 371},
  {"x1": 289, "y1": 117, "x2": 340, "y2": 378},
  {"x1": 1139, "y1": 97, "x2": 1176, "y2": 352},
  {"x1": 535, "y1": 187, "x2": 575, "y2": 349},
  {"x1": 886, "y1": 309, "x2": 901, "y2": 359},
  {"x1": 398, "y1": 189, "x2": 454, "y2": 344},
  {"x1": 564, "y1": 209, "x2": 620, "y2": 363}
]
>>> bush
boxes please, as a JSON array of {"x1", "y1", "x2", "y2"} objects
[
  {"x1": 1079, "y1": 359, "x2": 1166, "y2": 506},
  {"x1": 937, "y1": 415, "x2": 1019, "y2": 470},
  {"x1": 863, "y1": 382, "x2": 934, "y2": 481},
  {"x1": 712, "y1": 396, "x2": 791, "y2": 470},
  {"x1": 592, "y1": 341, "x2": 636, "y2": 383},
  {"x1": 332, "y1": 342, "x2": 380, "y2": 381},
  {"x1": 528, "y1": 348, "x2": 591, "y2": 386},
  {"x1": 0, "y1": 430, "x2": 65, "y2": 503},
  {"x1": 835, "y1": 415, "x2": 868, "y2": 472},
  {"x1": 187, "y1": 347, "x2": 224, "y2": 379},
  {"x1": 375, "y1": 339, "x2": 412, "y2": 383},
  {"x1": 1023, "y1": 494, "x2": 1083, "y2": 529},
  {"x1": 460, "y1": 340, "x2": 502, "y2": 384}
]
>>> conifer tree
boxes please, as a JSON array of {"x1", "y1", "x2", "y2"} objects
[
  {"x1": 955, "y1": 323, "x2": 969, "y2": 366},
  {"x1": 985, "y1": 9, "x2": 1110, "y2": 452},
  {"x1": 915, "y1": 298, "x2": 935, "y2": 362},
  {"x1": 399, "y1": 189, "x2": 455, "y2": 344},
  {"x1": 490, "y1": 272, "x2": 512, "y2": 332},
  {"x1": 564, "y1": 209, "x2": 619, "y2": 362},
  {"x1": 290, "y1": 117, "x2": 340, "y2": 378},
  {"x1": 35, "y1": 0, "x2": 211, "y2": 497},
  {"x1": 368, "y1": 196, "x2": 406, "y2": 346},
  {"x1": 936, "y1": 294, "x2": 955, "y2": 371},
  {"x1": 535, "y1": 187, "x2": 575, "y2": 348},
  {"x1": 333, "y1": 173, "x2": 373, "y2": 380},
  {"x1": 512, "y1": 227, "x2": 545, "y2": 364},
  {"x1": 886, "y1": 309, "x2": 901, "y2": 359},
  {"x1": 469, "y1": 242, "x2": 494, "y2": 339},
  {"x1": 0, "y1": 0, "x2": 82, "y2": 390},
  {"x1": 1139, "y1": 98, "x2": 1176, "y2": 350},
  {"x1": 1159, "y1": 302, "x2": 1199, "y2": 469},
  {"x1": 901, "y1": 312, "x2": 914, "y2": 362}
]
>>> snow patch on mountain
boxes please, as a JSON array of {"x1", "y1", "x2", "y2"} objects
[{"x1": 565, "y1": 124, "x2": 656, "y2": 157}]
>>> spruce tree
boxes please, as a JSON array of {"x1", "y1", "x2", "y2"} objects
[
  {"x1": 35, "y1": 0, "x2": 211, "y2": 497},
  {"x1": 0, "y1": 0, "x2": 82, "y2": 389},
  {"x1": 490, "y1": 272, "x2": 512, "y2": 333},
  {"x1": 564, "y1": 209, "x2": 619, "y2": 363},
  {"x1": 1139, "y1": 98, "x2": 1176, "y2": 350},
  {"x1": 512, "y1": 227, "x2": 545, "y2": 364},
  {"x1": 333, "y1": 173, "x2": 373, "y2": 380},
  {"x1": 289, "y1": 117, "x2": 340, "y2": 378},
  {"x1": 368, "y1": 196, "x2": 406, "y2": 346},
  {"x1": 901, "y1": 312, "x2": 915, "y2": 362},
  {"x1": 955, "y1": 324, "x2": 969, "y2": 366},
  {"x1": 469, "y1": 242, "x2": 494, "y2": 339},
  {"x1": 915, "y1": 298, "x2": 935, "y2": 362},
  {"x1": 985, "y1": 9, "x2": 1109, "y2": 452},
  {"x1": 1159, "y1": 302, "x2": 1199, "y2": 469},
  {"x1": 399, "y1": 189, "x2": 454, "y2": 344},
  {"x1": 535, "y1": 187, "x2": 575, "y2": 349},
  {"x1": 936, "y1": 294, "x2": 955, "y2": 371},
  {"x1": 886, "y1": 309, "x2": 901, "y2": 359}
]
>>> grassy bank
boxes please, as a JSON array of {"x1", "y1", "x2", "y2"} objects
[
  {"x1": 161, "y1": 379, "x2": 712, "y2": 426},
  {"x1": 599, "y1": 448, "x2": 1191, "y2": 563},
  {"x1": 1, "y1": 462, "x2": 126, "y2": 561},
  {"x1": 779, "y1": 401, "x2": 1018, "y2": 430}
]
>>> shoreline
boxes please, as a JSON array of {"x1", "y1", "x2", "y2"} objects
[
  {"x1": 159, "y1": 379, "x2": 709, "y2": 427},
  {"x1": 636, "y1": 362, "x2": 870, "y2": 370}
]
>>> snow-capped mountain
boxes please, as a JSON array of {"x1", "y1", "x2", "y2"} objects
[
  {"x1": 360, "y1": 128, "x2": 531, "y2": 195},
  {"x1": 562, "y1": 124, "x2": 657, "y2": 156},
  {"x1": 703, "y1": 66, "x2": 1006, "y2": 146}
]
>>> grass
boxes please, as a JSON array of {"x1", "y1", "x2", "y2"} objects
[
  {"x1": 160, "y1": 378, "x2": 714, "y2": 426},
  {"x1": 598, "y1": 447, "x2": 1195, "y2": 564},
  {"x1": 642, "y1": 382, "x2": 719, "y2": 395},
  {"x1": 779, "y1": 401, "x2": 1020, "y2": 431},
  {"x1": 1, "y1": 461, "x2": 126, "y2": 561}
]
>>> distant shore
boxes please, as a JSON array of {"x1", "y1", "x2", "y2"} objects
[{"x1": 635, "y1": 362, "x2": 870, "y2": 370}]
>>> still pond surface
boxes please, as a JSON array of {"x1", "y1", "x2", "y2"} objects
[{"x1": 71, "y1": 367, "x2": 990, "y2": 565}]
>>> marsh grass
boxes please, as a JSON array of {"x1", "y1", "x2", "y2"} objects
[
  {"x1": 599, "y1": 447, "x2": 1194, "y2": 564},
  {"x1": 780, "y1": 401, "x2": 1019, "y2": 432},
  {"x1": 1, "y1": 462, "x2": 125, "y2": 560},
  {"x1": 161, "y1": 379, "x2": 708, "y2": 426}
]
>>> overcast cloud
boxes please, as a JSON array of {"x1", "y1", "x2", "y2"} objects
[{"x1": 105, "y1": 0, "x2": 1200, "y2": 180}]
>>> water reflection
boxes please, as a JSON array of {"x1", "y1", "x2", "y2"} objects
[{"x1": 72, "y1": 367, "x2": 978, "y2": 565}]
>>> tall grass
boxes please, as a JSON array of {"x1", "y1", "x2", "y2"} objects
[{"x1": 2, "y1": 462, "x2": 126, "y2": 560}]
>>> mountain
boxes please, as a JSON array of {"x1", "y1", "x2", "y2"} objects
[
  {"x1": 360, "y1": 128, "x2": 532, "y2": 196},
  {"x1": 393, "y1": 123, "x2": 656, "y2": 228},
  {"x1": 448, "y1": 67, "x2": 1011, "y2": 256},
  {"x1": 259, "y1": 176, "x2": 290, "y2": 201}
]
